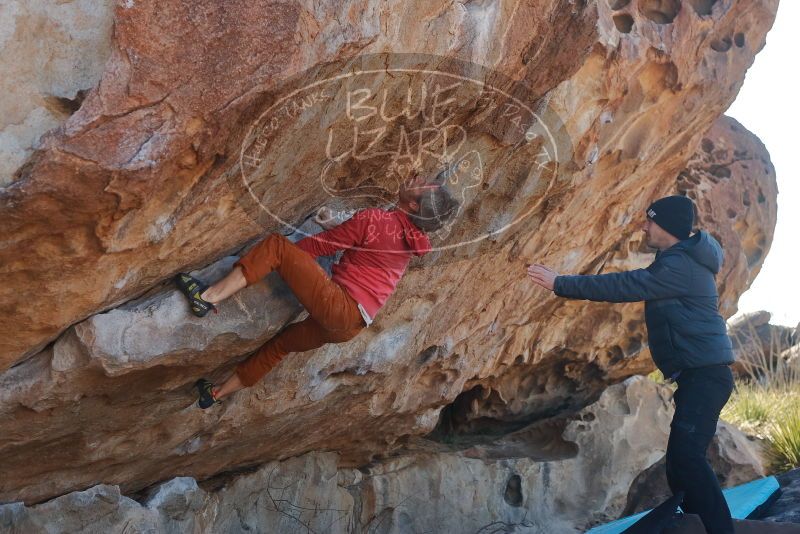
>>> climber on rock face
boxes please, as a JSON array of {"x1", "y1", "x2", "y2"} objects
[
  {"x1": 175, "y1": 169, "x2": 459, "y2": 409},
  {"x1": 527, "y1": 195, "x2": 736, "y2": 534}
]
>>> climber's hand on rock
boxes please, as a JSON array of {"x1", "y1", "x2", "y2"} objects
[
  {"x1": 527, "y1": 263, "x2": 558, "y2": 292},
  {"x1": 314, "y1": 207, "x2": 338, "y2": 230}
]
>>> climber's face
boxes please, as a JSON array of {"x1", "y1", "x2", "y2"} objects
[
  {"x1": 398, "y1": 171, "x2": 438, "y2": 213},
  {"x1": 642, "y1": 217, "x2": 676, "y2": 251}
]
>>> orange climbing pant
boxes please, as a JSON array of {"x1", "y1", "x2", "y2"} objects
[{"x1": 232, "y1": 234, "x2": 365, "y2": 387}]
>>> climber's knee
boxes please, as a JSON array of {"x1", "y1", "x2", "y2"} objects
[{"x1": 325, "y1": 325, "x2": 364, "y2": 344}]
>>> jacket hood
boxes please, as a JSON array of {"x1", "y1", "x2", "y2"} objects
[
  {"x1": 394, "y1": 209, "x2": 432, "y2": 256},
  {"x1": 673, "y1": 230, "x2": 724, "y2": 274}
]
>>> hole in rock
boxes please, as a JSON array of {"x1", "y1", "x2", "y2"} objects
[
  {"x1": 427, "y1": 385, "x2": 516, "y2": 442},
  {"x1": 504, "y1": 474, "x2": 524, "y2": 507},
  {"x1": 428, "y1": 402, "x2": 581, "y2": 462},
  {"x1": 639, "y1": 0, "x2": 681, "y2": 23},
  {"x1": 613, "y1": 13, "x2": 634, "y2": 33},
  {"x1": 687, "y1": 0, "x2": 716, "y2": 16},
  {"x1": 425, "y1": 361, "x2": 603, "y2": 458},
  {"x1": 727, "y1": 208, "x2": 737, "y2": 219},
  {"x1": 734, "y1": 32, "x2": 745, "y2": 47},
  {"x1": 608, "y1": 345, "x2": 625, "y2": 363},
  {"x1": 710, "y1": 165, "x2": 731, "y2": 179},
  {"x1": 43, "y1": 89, "x2": 88, "y2": 116},
  {"x1": 417, "y1": 345, "x2": 441, "y2": 366},
  {"x1": 625, "y1": 336, "x2": 643, "y2": 355},
  {"x1": 711, "y1": 37, "x2": 732, "y2": 52},
  {"x1": 746, "y1": 246, "x2": 762, "y2": 268},
  {"x1": 194, "y1": 463, "x2": 263, "y2": 494},
  {"x1": 701, "y1": 138, "x2": 714, "y2": 153},
  {"x1": 608, "y1": 0, "x2": 631, "y2": 9}
]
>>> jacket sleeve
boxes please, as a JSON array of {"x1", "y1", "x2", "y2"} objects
[
  {"x1": 295, "y1": 211, "x2": 368, "y2": 258},
  {"x1": 553, "y1": 253, "x2": 692, "y2": 303}
]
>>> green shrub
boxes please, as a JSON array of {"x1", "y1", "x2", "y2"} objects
[
  {"x1": 766, "y1": 411, "x2": 800, "y2": 473},
  {"x1": 720, "y1": 321, "x2": 800, "y2": 472},
  {"x1": 722, "y1": 387, "x2": 773, "y2": 431}
]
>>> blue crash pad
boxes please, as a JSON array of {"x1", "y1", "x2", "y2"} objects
[{"x1": 585, "y1": 476, "x2": 780, "y2": 534}]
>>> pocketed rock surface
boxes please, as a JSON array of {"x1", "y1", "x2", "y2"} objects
[
  {"x1": 0, "y1": 0, "x2": 780, "y2": 528},
  {"x1": 0, "y1": 377, "x2": 767, "y2": 533}
]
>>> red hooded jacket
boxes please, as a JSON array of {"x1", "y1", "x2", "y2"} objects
[{"x1": 296, "y1": 208, "x2": 431, "y2": 320}]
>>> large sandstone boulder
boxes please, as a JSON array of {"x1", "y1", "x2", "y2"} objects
[
  {"x1": 3, "y1": 377, "x2": 764, "y2": 533},
  {"x1": 622, "y1": 419, "x2": 766, "y2": 516},
  {"x1": 0, "y1": 0, "x2": 779, "y2": 519},
  {"x1": 729, "y1": 311, "x2": 797, "y2": 377}
]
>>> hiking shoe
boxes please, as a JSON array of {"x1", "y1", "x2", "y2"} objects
[
  {"x1": 195, "y1": 378, "x2": 221, "y2": 409},
  {"x1": 174, "y1": 272, "x2": 217, "y2": 317}
]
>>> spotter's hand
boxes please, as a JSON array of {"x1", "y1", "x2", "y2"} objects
[{"x1": 527, "y1": 264, "x2": 559, "y2": 292}]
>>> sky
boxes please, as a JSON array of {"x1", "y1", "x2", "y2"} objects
[{"x1": 726, "y1": 0, "x2": 799, "y2": 328}]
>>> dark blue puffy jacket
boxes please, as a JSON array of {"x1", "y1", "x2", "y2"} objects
[{"x1": 553, "y1": 231, "x2": 735, "y2": 378}]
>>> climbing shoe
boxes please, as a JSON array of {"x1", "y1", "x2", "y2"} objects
[
  {"x1": 195, "y1": 378, "x2": 221, "y2": 409},
  {"x1": 174, "y1": 272, "x2": 217, "y2": 317}
]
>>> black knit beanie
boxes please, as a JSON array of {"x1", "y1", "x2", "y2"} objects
[{"x1": 646, "y1": 195, "x2": 695, "y2": 240}]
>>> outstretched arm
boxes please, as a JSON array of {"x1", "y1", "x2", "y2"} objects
[
  {"x1": 295, "y1": 209, "x2": 369, "y2": 258},
  {"x1": 527, "y1": 253, "x2": 691, "y2": 303}
]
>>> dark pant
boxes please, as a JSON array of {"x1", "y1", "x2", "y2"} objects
[{"x1": 666, "y1": 364, "x2": 735, "y2": 534}]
